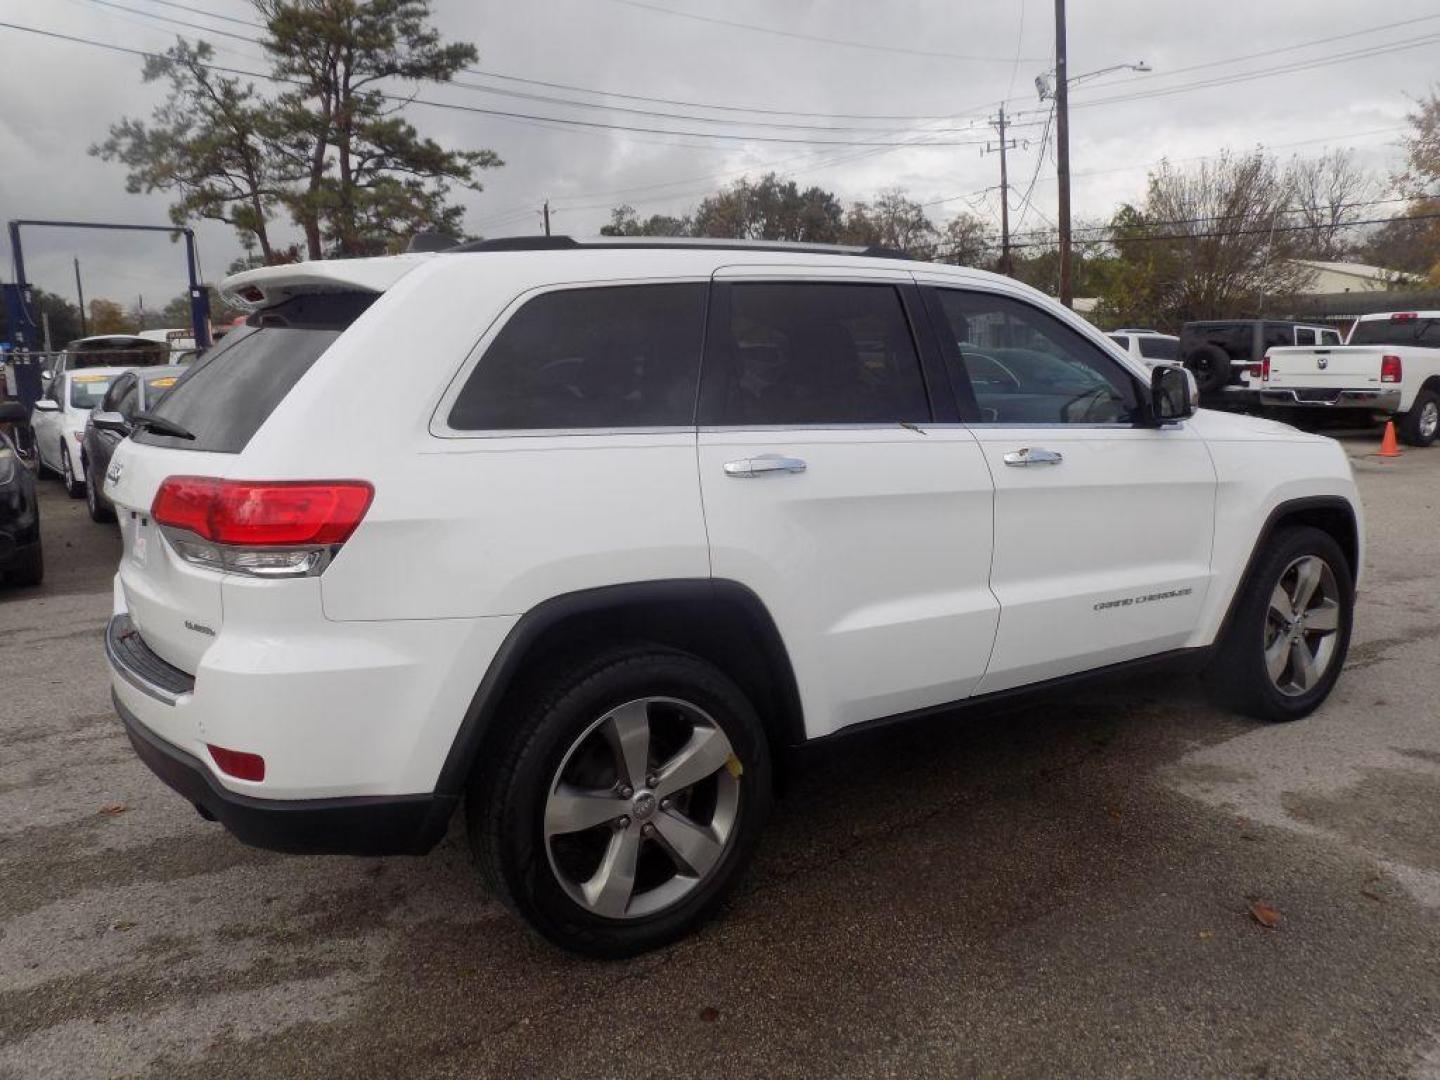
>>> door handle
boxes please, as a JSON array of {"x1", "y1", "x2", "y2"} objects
[
  {"x1": 723, "y1": 454, "x2": 808, "y2": 478},
  {"x1": 1003, "y1": 447, "x2": 1063, "y2": 467}
]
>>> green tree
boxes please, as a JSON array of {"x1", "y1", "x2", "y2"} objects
[
  {"x1": 936, "y1": 212, "x2": 994, "y2": 269},
  {"x1": 691, "y1": 174, "x2": 844, "y2": 242},
  {"x1": 92, "y1": 41, "x2": 286, "y2": 262},
  {"x1": 0, "y1": 288, "x2": 84, "y2": 348},
  {"x1": 841, "y1": 188, "x2": 937, "y2": 254},
  {"x1": 259, "y1": 0, "x2": 502, "y2": 258},
  {"x1": 88, "y1": 299, "x2": 132, "y2": 335},
  {"x1": 600, "y1": 205, "x2": 693, "y2": 237}
]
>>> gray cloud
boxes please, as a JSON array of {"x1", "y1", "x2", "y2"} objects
[{"x1": 1, "y1": 0, "x2": 1433, "y2": 309}]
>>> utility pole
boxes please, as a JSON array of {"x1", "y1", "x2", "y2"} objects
[
  {"x1": 985, "y1": 105, "x2": 1018, "y2": 275},
  {"x1": 73, "y1": 256, "x2": 87, "y2": 336},
  {"x1": 542, "y1": 200, "x2": 552, "y2": 237},
  {"x1": 1054, "y1": 0, "x2": 1073, "y2": 307}
]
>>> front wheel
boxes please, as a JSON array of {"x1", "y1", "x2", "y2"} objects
[
  {"x1": 1396, "y1": 389, "x2": 1440, "y2": 447},
  {"x1": 1211, "y1": 526, "x2": 1353, "y2": 722},
  {"x1": 468, "y1": 647, "x2": 773, "y2": 957}
]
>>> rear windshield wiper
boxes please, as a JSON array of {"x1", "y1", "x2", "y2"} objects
[{"x1": 131, "y1": 411, "x2": 196, "y2": 441}]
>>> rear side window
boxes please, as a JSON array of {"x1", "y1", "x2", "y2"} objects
[
  {"x1": 1138, "y1": 337, "x2": 1178, "y2": 361},
  {"x1": 135, "y1": 293, "x2": 375, "y2": 453},
  {"x1": 448, "y1": 284, "x2": 707, "y2": 430},
  {"x1": 1349, "y1": 317, "x2": 1440, "y2": 347},
  {"x1": 699, "y1": 282, "x2": 929, "y2": 425}
]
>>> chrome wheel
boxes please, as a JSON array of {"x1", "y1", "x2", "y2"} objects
[
  {"x1": 544, "y1": 697, "x2": 740, "y2": 920},
  {"x1": 1421, "y1": 400, "x2": 1439, "y2": 442},
  {"x1": 1264, "y1": 555, "x2": 1342, "y2": 697}
]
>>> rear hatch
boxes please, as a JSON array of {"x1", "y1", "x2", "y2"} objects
[
  {"x1": 1265, "y1": 346, "x2": 1384, "y2": 393},
  {"x1": 104, "y1": 292, "x2": 377, "y2": 673}
]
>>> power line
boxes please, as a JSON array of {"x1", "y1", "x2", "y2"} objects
[
  {"x1": 598, "y1": 0, "x2": 1049, "y2": 63},
  {"x1": 105, "y1": 0, "x2": 1009, "y2": 135},
  {"x1": 0, "y1": 21, "x2": 994, "y2": 147}
]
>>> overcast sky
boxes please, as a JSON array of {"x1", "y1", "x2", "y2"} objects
[{"x1": 0, "y1": 0, "x2": 1434, "y2": 318}]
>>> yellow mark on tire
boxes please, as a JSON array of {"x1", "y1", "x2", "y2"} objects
[{"x1": 725, "y1": 754, "x2": 744, "y2": 779}]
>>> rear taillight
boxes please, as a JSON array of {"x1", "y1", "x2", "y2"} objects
[
  {"x1": 1391, "y1": 312, "x2": 1417, "y2": 322},
  {"x1": 1381, "y1": 355, "x2": 1402, "y2": 384},
  {"x1": 152, "y1": 477, "x2": 373, "y2": 577},
  {"x1": 1259, "y1": 354, "x2": 1271, "y2": 382}
]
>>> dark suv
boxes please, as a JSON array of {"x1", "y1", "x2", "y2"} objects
[{"x1": 1181, "y1": 320, "x2": 1342, "y2": 407}]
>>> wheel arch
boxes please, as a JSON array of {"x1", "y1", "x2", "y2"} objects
[
  {"x1": 1213, "y1": 495, "x2": 1359, "y2": 645},
  {"x1": 424, "y1": 580, "x2": 804, "y2": 829}
]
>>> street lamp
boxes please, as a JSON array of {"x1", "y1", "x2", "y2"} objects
[{"x1": 1035, "y1": 61, "x2": 1151, "y2": 102}]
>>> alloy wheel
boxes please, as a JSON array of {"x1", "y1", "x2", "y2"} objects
[
  {"x1": 1264, "y1": 555, "x2": 1342, "y2": 697},
  {"x1": 543, "y1": 696, "x2": 740, "y2": 920},
  {"x1": 1421, "y1": 400, "x2": 1439, "y2": 442}
]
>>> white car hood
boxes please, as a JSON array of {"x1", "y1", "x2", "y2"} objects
[{"x1": 1188, "y1": 407, "x2": 1324, "y2": 442}]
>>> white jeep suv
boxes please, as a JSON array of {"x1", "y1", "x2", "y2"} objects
[{"x1": 104, "y1": 238, "x2": 1362, "y2": 956}]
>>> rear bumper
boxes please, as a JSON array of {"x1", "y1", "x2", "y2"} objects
[
  {"x1": 1258, "y1": 387, "x2": 1402, "y2": 411},
  {"x1": 114, "y1": 689, "x2": 451, "y2": 856}
]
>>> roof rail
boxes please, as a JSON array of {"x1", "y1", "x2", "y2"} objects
[{"x1": 442, "y1": 235, "x2": 912, "y2": 260}]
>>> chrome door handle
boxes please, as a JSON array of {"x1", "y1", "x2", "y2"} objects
[
  {"x1": 723, "y1": 454, "x2": 808, "y2": 478},
  {"x1": 1003, "y1": 447, "x2": 1063, "y2": 467}
]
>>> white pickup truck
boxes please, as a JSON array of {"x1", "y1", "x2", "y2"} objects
[{"x1": 1261, "y1": 311, "x2": 1440, "y2": 446}]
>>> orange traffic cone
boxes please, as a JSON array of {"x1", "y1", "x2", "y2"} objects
[{"x1": 1379, "y1": 420, "x2": 1401, "y2": 458}]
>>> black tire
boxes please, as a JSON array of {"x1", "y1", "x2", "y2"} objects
[
  {"x1": 1210, "y1": 525, "x2": 1353, "y2": 722},
  {"x1": 468, "y1": 645, "x2": 773, "y2": 958},
  {"x1": 60, "y1": 446, "x2": 84, "y2": 499},
  {"x1": 85, "y1": 458, "x2": 115, "y2": 523},
  {"x1": 1184, "y1": 343, "x2": 1232, "y2": 395},
  {"x1": 1396, "y1": 388, "x2": 1440, "y2": 448},
  {"x1": 7, "y1": 542, "x2": 43, "y2": 588}
]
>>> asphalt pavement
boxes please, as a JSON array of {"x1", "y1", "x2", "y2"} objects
[{"x1": 2, "y1": 431, "x2": 1439, "y2": 1080}]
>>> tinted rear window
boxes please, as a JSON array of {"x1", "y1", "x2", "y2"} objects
[
  {"x1": 1138, "y1": 337, "x2": 1178, "y2": 361},
  {"x1": 448, "y1": 284, "x2": 707, "y2": 430},
  {"x1": 134, "y1": 293, "x2": 374, "y2": 453},
  {"x1": 1349, "y1": 317, "x2": 1440, "y2": 347}
]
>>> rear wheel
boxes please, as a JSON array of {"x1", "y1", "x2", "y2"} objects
[
  {"x1": 85, "y1": 458, "x2": 115, "y2": 523},
  {"x1": 1184, "y1": 343, "x2": 1232, "y2": 395},
  {"x1": 1396, "y1": 389, "x2": 1440, "y2": 447},
  {"x1": 60, "y1": 446, "x2": 84, "y2": 499},
  {"x1": 1211, "y1": 526, "x2": 1353, "y2": 722},
  {"x1": 468, "y1": 646, "x2": 773, "y2": 957}
]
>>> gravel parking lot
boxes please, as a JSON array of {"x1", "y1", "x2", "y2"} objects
[{"x1": 3, "y1": 432, "x2": 1439, "y2": 1080}]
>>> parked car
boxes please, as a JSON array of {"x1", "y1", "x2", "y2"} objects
[
  {"x1": 1260, "y1": 310, "x2": 1440, "y2": 445},
  {"x1": 43, "y1": 335, "x2": 170, "y2": 385},
  {"x1": 104, "y1": 238, "x2": 1362, "y2": 957},
  {"x1": 0, "y1": 412, "x2": 42, "y2": 587},
  {"x1": 31, "y1": 367, "x2": 130, "y2": 497},
  {"x1": 1181, "y1": 320, "x2": 1343, "y2": 407},
  {"x1": 1108, "y1": 329, "x2": 1180, "y2": 367},
  {"x1": 81, "y1": 365, "x2": 186, "y2": 522}
]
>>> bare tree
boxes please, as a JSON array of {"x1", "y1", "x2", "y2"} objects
[
  {"x1": 1286, "y1": 149, "x2": 1377, "y2": 260},
  {"x1": 1100, "y1": 151, "x2": 1311, "y2": 326}
]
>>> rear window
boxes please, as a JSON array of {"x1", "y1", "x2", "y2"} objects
[
  {"x1": 448, "y1": 284, "x2": 707, "y2": 430},
  {"x1": 134, "y1": 293, "x2": 375, "y2": 452},
  {"x1": 1138, "y1": 337, "x2": 1178, "y2": 361},
  {"x1": 69, "y1": 374, "x2": 114, "y2": 409},
  {"x1": 1349, "y1": 317, "x2": 1440, "y2": 348}
]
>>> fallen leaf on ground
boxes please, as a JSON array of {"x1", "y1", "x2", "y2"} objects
[
  {"x1": 1198, "y1": 930, "x2": 1214, "y2": 940},
  {"x1": 699, "y1": 1007, "x2": 720, "y2": 1023},
  {"x1": 98, "y1": 804, "x2": 127, "y2": 816},
  {"x1": 1250, "y1": 902, "x2": 1281, "y2": 929}
]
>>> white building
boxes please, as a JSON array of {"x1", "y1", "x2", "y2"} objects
[{"x1": 1287, "y1": 260, "x2": 1418, "y2": 295}]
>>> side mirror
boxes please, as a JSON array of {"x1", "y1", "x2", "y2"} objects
[
  {"x1": 32, "y1": 398, "x2": 60, "y2": 413},
  {"x1": 1150, "y1": 364, "x2": 1198, "y2": 424},
  {"x1": 0, "y1": 401, "x2": 28, "y2": 424},
  {"x1": 91, "y1": 410, "x2": 130, "y2": 434}
]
